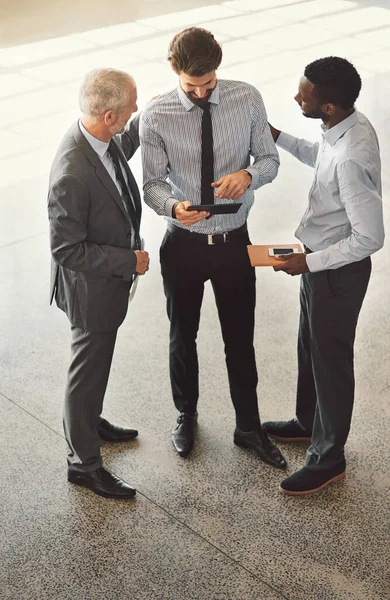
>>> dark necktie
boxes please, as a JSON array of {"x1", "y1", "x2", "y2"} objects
[
  {"x1": 200, "y1": 102, "x2": 214, "y2": 205},
  {"x1": 107, "y1": 140, "x2": 141, "y2": 250}
]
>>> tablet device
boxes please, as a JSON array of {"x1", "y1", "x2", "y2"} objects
[{"x1": 187, "y1": 203, "x2": 242, "y2": 215}]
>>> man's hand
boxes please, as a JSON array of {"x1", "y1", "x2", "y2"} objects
[
  {"x1": 134, "y1": 250, "x2": 150, "y2": 275},
  {"x1": 173, "y1": 201, "x2": 210, "y2": 226},
  {"x1": 268, "y1": 123, "x2": 281, "y2": 142},
  {"x1": 212, "y1": 170, "x2": 252, "y2": 200},
  {"x1": 273, "y1": 253, "x2": 309, "y2": 276}
]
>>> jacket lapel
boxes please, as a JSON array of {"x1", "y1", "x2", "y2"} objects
[
  {"x1": 111, "y1": 137, "x2": 142, "y2": 225},
  {"x1": 72, "y1": 122, "x2": 129, "y2": 220}
]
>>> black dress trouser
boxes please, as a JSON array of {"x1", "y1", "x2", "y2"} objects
[
  {"x1": 296, "y1": 256, "x2": 371, "y2": 470},
  {"x1": 160, "y1": 226, "x2": 261, "y2": 432}
]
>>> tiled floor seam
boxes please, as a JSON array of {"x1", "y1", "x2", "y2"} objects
[
  {"x1": 126, "y1": 490, "x2": 290, "y2": 600},
  {"x1": 0, "y1": 390, "x2": 288, "y2": 600}
]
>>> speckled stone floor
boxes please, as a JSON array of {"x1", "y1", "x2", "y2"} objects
[{"x1": 1, "y1": 1, "x2": 389, "y2": 599}]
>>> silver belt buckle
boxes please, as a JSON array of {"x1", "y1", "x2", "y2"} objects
[
  {"x1": 207, "y1": 234, "x2": 214, "y2": 245},
  {"x1": 223, "y1": 233, "x2": 227, "y2": 243}
]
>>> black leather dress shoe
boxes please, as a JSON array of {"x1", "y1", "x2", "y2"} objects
[
  {"x1": 97, "y1": 418, "x2": 138, "y2": 442},
  {"x1": 172, "y1": 412, "x2": 197, "y2": 456},
  {"x1": 234, "y1": 426, "x2": 287, "y2": 469},
  {"x1": 68, "y1": 467, "x2": 136, "y2": 499},
  {"x1": 263, "y1": 418, "x2": 311, "y2": 442},
  {"x1": 280, "y1": 463, "x2": 346, "y2": 496}
]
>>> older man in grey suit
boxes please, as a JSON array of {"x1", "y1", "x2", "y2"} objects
[{"x1": 48, "y1": 68, "x2": 149, "y2": 499}]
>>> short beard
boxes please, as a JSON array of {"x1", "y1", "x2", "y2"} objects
[
  {"x1": 183, "y1": 82, "x2": 217, "y2": 107},
  {"x1": 302, "y1": 108, "x2": 327, "y2": 120},
  {"x1": 109, "y1": 121, "x2": 127, "y2": 136}
]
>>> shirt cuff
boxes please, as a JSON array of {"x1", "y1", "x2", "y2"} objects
[
  {"x1": 165, "y1": 197, "x2": 177, "y2": 217},
  {"x1": 276, "y1": 132, "x2": 297, "y2": 153},
  {"x1": 244, "y1": 167, "x2": 258, "y2": 190},
  {"x1": 305, "y1": 251, "x2": 324, "y2": 273}
]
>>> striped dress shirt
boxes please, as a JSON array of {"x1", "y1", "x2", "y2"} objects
[{"x1": 140, "y1": 80, "x2": 279, "y2": 234}]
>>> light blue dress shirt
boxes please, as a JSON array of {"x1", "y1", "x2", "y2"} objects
[
  {"x1": 140, "y1": 80, "x2": 280, "y2": 234},
  {"x1": 78, "y1": 119, "x2": 127, "y2": 197},
  {"x1": 277, "y1": 110, "x2": 384, "y2": 272}
]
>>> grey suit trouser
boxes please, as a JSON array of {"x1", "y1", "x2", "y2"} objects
[
  {"x1": 64, "y1": 326, "x2": 117, "y2": 473},
  {"x1": 296, "y1": 257, "x2": 371, "y2": 470}
]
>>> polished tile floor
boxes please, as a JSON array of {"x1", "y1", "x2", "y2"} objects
[{"x1": 0, "y1": 1, "x2": 389, "y2": 599}]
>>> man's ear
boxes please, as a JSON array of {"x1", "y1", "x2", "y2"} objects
[
  {"x1": 321, "y1": 103, "x2": 336, "y2": 117},
  {"x1": 104, "y1": 110, "x2": 117, "y2": 127}
]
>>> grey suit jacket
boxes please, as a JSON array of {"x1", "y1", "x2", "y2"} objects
[{"x1": 48, "y1": 118, "x2": 142, "y2": 333}]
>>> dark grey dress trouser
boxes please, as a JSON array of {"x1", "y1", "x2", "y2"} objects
[
  {"x1": 63, "y1": 326, "x2": 117, "y2": 473},
  {"x1": 296, "y1": 256, "x2": 371, "y2": 470}
]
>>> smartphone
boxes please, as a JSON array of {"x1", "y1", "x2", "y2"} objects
[{"x1": 268, "y1": 247, "x2": 298, "y2": 256}]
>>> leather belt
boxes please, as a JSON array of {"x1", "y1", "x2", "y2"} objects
[
  {"x1": 167, "y1": 222, "x2": 247, "y2": 245},
  {"x1": 304, "y1": 245, "x2": 313, "y2": 254}
]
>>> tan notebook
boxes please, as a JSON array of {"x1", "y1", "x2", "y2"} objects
[{"x1": 247, "y1": 244, "x2": 303, "y2": 267}]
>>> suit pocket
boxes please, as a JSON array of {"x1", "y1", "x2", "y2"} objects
[
  {"x1": 79, "y1": 277, "x2": 130, "y2": 332},
  {"x1": 326, "y1": 269, "x2": 340, "y2": 298}
]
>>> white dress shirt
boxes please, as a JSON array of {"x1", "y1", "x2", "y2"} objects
[
  {"x1": 140, "y1": 80, "x2": 279, "y2": 234},
  {"x1": 277, "y1": 110, "x2": 384, "y2": 272}
]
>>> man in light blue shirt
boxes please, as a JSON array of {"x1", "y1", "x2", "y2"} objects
[{"x1": 266, "y1": 57, "x2": 384, "y2": 496}]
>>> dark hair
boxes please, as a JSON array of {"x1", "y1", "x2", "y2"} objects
[
  {"x1": 304, "y1": 56, "x2": 362, "y2": 110},
  {"x1": 168, "y1": 27, "x2": 222, "y2": 76}
]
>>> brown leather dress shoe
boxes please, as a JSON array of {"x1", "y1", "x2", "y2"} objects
[
  {"x1": 97, "y1": 418, "x2": 138, "y2": 442},
  {"x1": 68, "y1": 467, "x2": 136, "y2": 499},
  {"x1": 234, "y1": 426, "x2": 287, "y2": 469}
]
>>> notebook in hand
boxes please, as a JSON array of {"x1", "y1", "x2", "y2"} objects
[{"x1": 247, "y1": 244, "x2": 303, "y2": 267}]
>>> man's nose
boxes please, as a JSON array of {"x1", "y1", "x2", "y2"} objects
[{"x1": 195, "y1": 87, "x2": 207, "y2": 98}]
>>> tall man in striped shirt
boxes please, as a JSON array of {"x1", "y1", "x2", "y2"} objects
[{"x1": 140, "y1": 27, "x2": 286, "y2": 469}]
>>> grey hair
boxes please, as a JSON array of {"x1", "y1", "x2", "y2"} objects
[{"x1": 79, "y1": 68, "x2": 135, "y2": 117}]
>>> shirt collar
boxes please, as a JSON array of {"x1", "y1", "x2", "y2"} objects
[
  {"x1": 321, "y1": 110, "x2": 357, "y2": 146},
  {"x1": 177, "y1": 81, "x2": 220, "y2": 112},
  {"x1": 78, "y1": 119, "x2": 109, "y2": 158}
]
